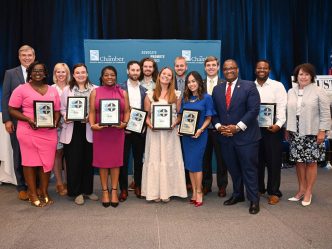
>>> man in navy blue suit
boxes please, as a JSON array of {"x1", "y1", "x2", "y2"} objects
[{"x1": 212, "y1": 59, "x2": 261, "y2": 214}]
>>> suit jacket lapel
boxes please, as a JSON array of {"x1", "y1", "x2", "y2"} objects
[
  {"x1": 15, "y1": 66, "x2": 25, "y2": 83},
  {"x1": 228, "y1": 80, "x2": 240, "y2": 110}
]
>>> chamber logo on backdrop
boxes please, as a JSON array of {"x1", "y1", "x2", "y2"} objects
[
  {"x1": 182, "y1": 50, "x2": 206, "y2": 64},
  {"x1": 90, "y1": 50, "x2": 99, "y2": 61},
  {"x1": 89, "y1": 49, "x2": 125, "y2": 64}
]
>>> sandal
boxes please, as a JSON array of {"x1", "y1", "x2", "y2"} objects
[
  {"x1": 40, "y1": 195, "x2": 54, "y2": 205},
  {"x1": 29, "y1": 196, "x2": 46, "y2": 208},
  {"x1": 102, "y1": 189, "x2": 110, "y2": 208}
]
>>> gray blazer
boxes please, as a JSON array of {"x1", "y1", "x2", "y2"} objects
[
  {"x1": 286, "y1": 83, "x2": 330, "y2": 136},
  {"x1": 1, "y1": 66, "x2": 25, "y2": 123}
]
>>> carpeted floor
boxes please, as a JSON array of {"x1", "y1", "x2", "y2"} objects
[{"x1": 0, "y1": 167, "x2": 331, "y2": 249}]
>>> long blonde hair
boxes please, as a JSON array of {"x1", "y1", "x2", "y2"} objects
[
  {"x1": 153, "y1": 67, "x2": 176, "y2": 104},
  {"x1": 53, "y1": 63, "x2": 71, "y2": 84}
]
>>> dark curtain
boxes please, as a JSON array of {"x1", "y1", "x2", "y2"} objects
[{"x1": 1, "y1": 0, "x2": 331, "y2": 90}]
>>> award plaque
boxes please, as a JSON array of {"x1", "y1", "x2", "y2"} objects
[
  {"x1": 125, "y1": 108, "x2": 147, "y2": 134},
  {"x1": 179, "y1": 109, "x2": 200, "y2": 136},
  {"x1": 34, "y1": 101, "x2": 55, "y2": 128},
  {"x1": 99, "y1": 99, "x2": 120, "y2": 126},
  {"x1": 258, "y1": 103, "x2": 276, "y2": 127},
  {"x1": 66, "y1": 96, "x2": 87, "y2": 121},
  {"x1": 152, "y1": 104, "x2": 172, "y2": 130}
]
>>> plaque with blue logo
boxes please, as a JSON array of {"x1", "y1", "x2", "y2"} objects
[
  {"x1": 126, "y1": 108, "x2": 147, "y2": 134},
  {"x1": 66, "y1": 96, "x2": 87, "y2": 121},
  {"x1": 152, "y1": 104, "x2": 172, "y2": 130},
  {"x1": 179, "y1": 109, "x2": 200, "y2": 136},
  {"x1": 34, "y1": 101, "x2": 55, "y2": 128},
  {"x1": 258, "y1": 103, "x2": 276, "y2": 127},
  {"x1": 99, "y1": 99, "x2": 120, "y2": 126}
]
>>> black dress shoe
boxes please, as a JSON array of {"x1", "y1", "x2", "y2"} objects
[
  {"x1": 223, "y1": 196, "x2": 245, "y2": 205},
  {"x1": 119, "y1": 190, "x2": 128, "y2": 202},
  {"x1": 249, "y1": 202, "x2": 260, "y2": 214}
]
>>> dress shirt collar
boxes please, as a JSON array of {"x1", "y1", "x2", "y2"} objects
[{"x1": 255, "y1": 77, "x2": 272, "y2": 87}]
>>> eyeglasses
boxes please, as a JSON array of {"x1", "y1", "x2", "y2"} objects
[
  {"x1": 223, "y1": 67, "x2": 237, "y2": 72},
  {"x1": 32, "y1": 69, "x2": 45, "y2": 73}
]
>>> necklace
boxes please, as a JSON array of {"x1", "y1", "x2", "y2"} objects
[{"x1": 189, "y1": 97, "x2": 199, "y2": 103}]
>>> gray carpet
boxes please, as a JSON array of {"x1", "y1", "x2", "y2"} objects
[{"x1": 0, "y1": 167, "x2": 331, "y2": 249}]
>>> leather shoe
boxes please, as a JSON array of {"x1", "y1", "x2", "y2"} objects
[
  {"x1": 202, "y1": 187, "x2": 212, "y2": 195},
  {"x1": 268, "y1": 195, "x2": 279, "y2": 205},
  {"x1": 249, "y1": 202, "x2": 260, "y2": 214},
  {"x1": 223, "y1": 196, "x2": 245, "y2": 205},
  {"x1": 18, "y1": 190, "x2": 29, "y2": 201},
  {"x1": 134, "y1": 187, "x2": 143, "y2": 199},
  {"x1": 218, "y1": 187, "x2": 226, "y2": 197},
  {"x1": 119, "y1": 190, "x2": 128, "y2": 202}
]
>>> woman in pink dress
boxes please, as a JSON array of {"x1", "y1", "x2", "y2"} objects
[
  {"x1": 51, "y1": 63, "x2": 71, "y2": 196},
  {"x1": 9, "y1": 61, "x2": 60, "y2": 207},
  {"x1": 89, "y1": 66, "x2": 130, "y2": 207}
]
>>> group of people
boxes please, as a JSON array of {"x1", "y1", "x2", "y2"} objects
[{"x1": 1, "y1": 45, "x2": 330, "y2": 215}]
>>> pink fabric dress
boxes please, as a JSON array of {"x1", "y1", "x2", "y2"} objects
[
  {"x1": 92, "y1": 85, "x2": 125, "y2": 168},
  {"x1": 8, "y1": 83, "x2": 60, "y2": 172}
]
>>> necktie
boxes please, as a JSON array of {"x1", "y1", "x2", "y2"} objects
[
  {"x1": 208, "y1": 79, "x2": 214, "y2": 95},
  {"x1": 226, "y1": 82, "x2": 232, "y2": 109}
]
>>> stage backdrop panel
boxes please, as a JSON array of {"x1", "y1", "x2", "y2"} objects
[{"x1": 84, "y1": 39, "x2": 221, "y2": 84}]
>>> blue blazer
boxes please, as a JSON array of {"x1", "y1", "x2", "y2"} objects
[
  {"x1": 1, "y1": 66, "x2": 25, "y2": 123},
  {"x1": 119, "y1": 81, "x2": 146, "y2": 110},
  {"x1": 212, "y1": 79, "x2": 261, "y2": 146}
]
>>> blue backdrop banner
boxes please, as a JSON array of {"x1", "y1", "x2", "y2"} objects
[{"x1": 84, "y1": 39, "x2": 221, "y2": 84}]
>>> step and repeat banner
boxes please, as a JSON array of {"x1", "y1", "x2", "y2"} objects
[{"x1": 83, "y1": 39, "x2": 221, "y2": 84}]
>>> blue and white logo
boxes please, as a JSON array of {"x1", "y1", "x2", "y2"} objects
[
  {"x1": 182, "y1": 50, "x2": 191, "y2": 61},
  {"x1": 90, "y1": 50, "x2": 99, "y2": 61}
]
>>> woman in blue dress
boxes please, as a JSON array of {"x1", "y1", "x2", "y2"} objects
[{"x1": 178, "y1": 71, "x2": 216, "y2": 207}]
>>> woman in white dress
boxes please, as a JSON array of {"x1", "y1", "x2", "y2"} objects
[{"x1": 141, "y1": 67, "x2": 187, "y2": 202}]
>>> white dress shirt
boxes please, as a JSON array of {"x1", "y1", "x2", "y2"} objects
[
  {"x1": 255, "y1": 78, "x2": 287, "y2": 128},
  {"x1": 21, "y1": 65, "x2": 27, "y2": 82},
  {"x1": 206, "y1": 76, "x2": 219, "y2": 95},
  {"x1": 127, "y1": 79, "x2": 141, "y2": 109}
]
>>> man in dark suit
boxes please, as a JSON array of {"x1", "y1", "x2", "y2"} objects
[
  {"x1": 202, "y1": 56, "x2": 228, "y2": 198},
  {"x1": 1, "y1": 45, "x2": 35, "y2": 201},
  {"x1": 212, "y1": 59, "x2": 261, "y2": 214},
  {"x1": 119, "y1": 60, "x2": 147, "y2": 201}
]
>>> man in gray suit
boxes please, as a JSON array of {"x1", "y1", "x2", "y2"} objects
[
  {"x1": 202, "y1": 56, "x2": 228, "y2": 197},
  {"x1": 1, "y1": 45, "x2": 35, "y2": 200}
]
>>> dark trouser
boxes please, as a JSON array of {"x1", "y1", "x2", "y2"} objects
[
  {"x1": 258, "y1": 128, "x2": 283, "y2": 197},
  {"x1": 10, "y1": 127, "x2": 27, "y2": 192},
  {"x1": 202, "y1": 129, "x2": 228, "y2": 189},
  {"x1": 119, "y1": 132, "x2": 145, "y2": 190},
  {"x1": 64, "y1": 122, "x2": 93, "y2": 197},
  {"x1": 221, "y1": 139, "x2": 260, "y2": 203}
]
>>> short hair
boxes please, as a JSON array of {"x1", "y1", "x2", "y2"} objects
[
  {"x1": 222, "y1": 59, "x2": 238, "y2": 68},
  {"x1": 138, "y1": 57, "x2": 159, "y2": 82},
  {"x1": 183, "y1": 71, "x2": 204, "y2": 102},
  {"x1": 127, "y1": 60, "x2": 140, "y2": 70},
  {"x1": 53, "y1": 63, "x2": 71, "y2": 84},
  {"x1": 18, "y1": 45, "x2": 35, "y2": 56},
  {"x1": 293, "y1": 63, "x2": 316, "y2": 83},
  {"x1": 69, "y1": 63, "x2": 92, "y2": 90},
  {"x1": 99, "y1": 65, "x2": 118, "y2": 85},
  {"x1": 255, "y1": 59, "x2": 271, "y2": 69},
  {"x1": 26, "y1": 61, "x2": 48, "y2": 83},
  {"x1": 204, "y1": 56, "x2": 219, "y2": 66},
  {"x1": 174, "y1": 56, "x2": 187, "y2": 65}
]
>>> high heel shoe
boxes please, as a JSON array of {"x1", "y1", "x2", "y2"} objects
[
  {"x1": 195, "y1": 201, "x2": 203, "y2": 207},
  {"x1": 288, "y1": 194, "x2": 304, "y2": 202},
  {"x1": 110, "y1": 188, "x2": 119, "y2": 208},
  {"x1": 101, "y1": 189, "x2": 110, "y2": 208},
  {"x1": 40, "y1": 195, "x2": 54, "y2": 205},
  {"x1": 189, "y1": 199, "x2": 196, "y2": 204},
  {"x1": 56, "y1": 184, "x2": 68, "y2": 196},
  {"x1": 301, "y1": 195, "x2": 312, "y2": 207}
]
